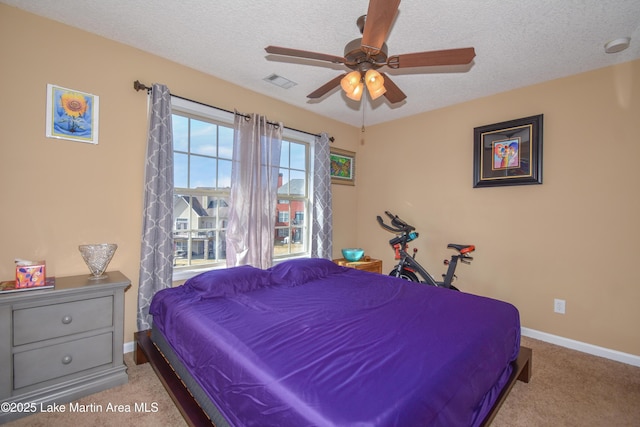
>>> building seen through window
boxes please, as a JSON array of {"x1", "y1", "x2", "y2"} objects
[{"x1": 171, "y1": 99, "x2": 311, "y2": 274}]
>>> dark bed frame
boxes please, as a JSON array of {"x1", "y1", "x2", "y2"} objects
[{"x1": 134, "y1": 329, "x2": 531, "y2": 427}]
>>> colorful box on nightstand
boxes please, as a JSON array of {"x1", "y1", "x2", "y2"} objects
[{"x1": 15, "y1": 261, "x2": 46, "y2": 288}]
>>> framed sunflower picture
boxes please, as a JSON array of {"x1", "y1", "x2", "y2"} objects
[
  {"x1": 330, "y1": 147, "x2": 356, "y2": 186},
  {"x1": 46, "y1": 84, "x2": 99, "y2": 144}
]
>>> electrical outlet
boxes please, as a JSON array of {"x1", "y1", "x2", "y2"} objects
[{"x1": 554, "y1": 298, "x2": 566, "y2": 314}]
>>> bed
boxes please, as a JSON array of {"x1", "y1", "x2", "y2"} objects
[{"x1": 135, "y1": 258, "x2": 531, "y2": 426}]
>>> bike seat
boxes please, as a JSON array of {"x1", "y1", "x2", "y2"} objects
[{"x1": 448, "y1": 244, "x2": 475, "y2": 254}]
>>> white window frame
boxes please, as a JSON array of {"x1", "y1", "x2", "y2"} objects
[
  {"x1": 171, "y1": 97, "x2": 314, "y2": 282},
  {"x1": 274, "y1": 138, "x2": 311, "y2": 261}
]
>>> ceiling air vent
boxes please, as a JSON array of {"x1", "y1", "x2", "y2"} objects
[{"x1": 263, "y1": 74, "x2": 297, "y2": 89}]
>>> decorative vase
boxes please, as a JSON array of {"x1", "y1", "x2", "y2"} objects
[{"x1": 79, "y1": 243, "x2": 117, "y2": 280}]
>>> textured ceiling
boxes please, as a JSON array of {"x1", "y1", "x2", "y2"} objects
[{"x1": 3, "y1": 0, "x2": 640, "y2": 127}]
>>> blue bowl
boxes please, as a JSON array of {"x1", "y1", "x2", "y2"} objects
[{"x1": 342, "y1": 248, "x2": 365, "y2": 262}]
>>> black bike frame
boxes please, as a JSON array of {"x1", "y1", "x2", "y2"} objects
[
  {"x1": 393, "y1": 249, "x2": 439, "y2": 286},
  {"x1": 378, "y1": 211, "x2": 472, "y2": 289},
  {"x1": 392, "y1": 237, "x2": 464, "y2": 288}
]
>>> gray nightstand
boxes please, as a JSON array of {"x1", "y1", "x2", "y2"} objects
[{"x1": 0, "y1": 271, "x2": 130, "y2": 423}]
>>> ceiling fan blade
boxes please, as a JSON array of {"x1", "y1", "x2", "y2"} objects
[
  {"x1": 265, "y1": 46, "x2": 345, "y2": 64},
  {"x1": 307, "y1": 74, "x2": 347, "y2": 99},
  {"x1": 387, "y1": 47, "x2": 476, "y2": 69},
  {"x1": 380, "y1": 73, "x2": 406, "y2": 104},
  {"x1": 361, "y1": 0, "x2": 401, "y2": 54}
]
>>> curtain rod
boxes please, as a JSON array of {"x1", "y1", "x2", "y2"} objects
[{"x1": 133, "y1": 80, "x2": 333, "y2": 142}]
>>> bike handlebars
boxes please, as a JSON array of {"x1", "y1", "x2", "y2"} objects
[
  {"x1": 377, "y1": 211, "x2": 415, "y2": 233},
  {"x1": 376, "y1": 215, "x2": 398, "y2": 233},
  {"x1": 378, "y1": 212, "x2": 474, "y2": 256}
]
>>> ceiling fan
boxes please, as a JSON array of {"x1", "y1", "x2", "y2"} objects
[{"x1": 265, "y1": 0, "x2": 476, "y2": 104}]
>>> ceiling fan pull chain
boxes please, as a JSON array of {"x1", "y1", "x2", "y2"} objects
[{"x1": 362, "y1": 92, "x2": 366, "y2": 133}]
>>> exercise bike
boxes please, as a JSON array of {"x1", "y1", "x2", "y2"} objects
[{"x1": 376, "y1": 211, "x2": 475, "y2": 290}]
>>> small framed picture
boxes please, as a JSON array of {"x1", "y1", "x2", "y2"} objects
[
  {"x1": 330, "y1": 147, "x2": 356, "y2": 186},
  {"x1": 46, "y1": 84, "x2": 99, "y2": 144},
  {"x1": 473, "y1": 114, "x2": 543, "y2": 188}
]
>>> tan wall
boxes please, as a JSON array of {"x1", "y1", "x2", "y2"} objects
[
  {"x1": 357, "y1": 59, "x2": 640, "y2": 356},
  {"x1": 2, "y1": 5, "x2": 638, "y2": 358},
  {"x1": 0, "y1": 5, "x2": 358, "y2": 345}
]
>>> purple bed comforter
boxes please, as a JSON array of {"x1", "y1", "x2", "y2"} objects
[{"x1": 150, "y1": 258, "x2": 520, "y2": 427}]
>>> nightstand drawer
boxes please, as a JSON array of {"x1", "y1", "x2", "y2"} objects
[
  {"x1": 13, "y1": 296, "x2": 113, "y2": 346},
  {"x1": 13, "y1": 332, "x2": 113, "y2": 389}
]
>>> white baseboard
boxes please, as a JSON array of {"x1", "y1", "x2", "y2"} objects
[
  {"x1": 125, "y1": 331, "x2": 640, "y2": 368},
  {"x1": 521, "y1": 327, "x2": 640, "y2": 367}
]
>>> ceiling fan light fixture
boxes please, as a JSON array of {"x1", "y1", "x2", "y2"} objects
[
  {"x1": 368, "y1": 85, "x2": 387, "y2": 100},
  {"x1": 364, "y1": 69, "x2": 386, "y2": 99},
  {"x1": 268, "y1": 1, "x2": 474, "y2": 106},
  {"x1": 346, "y1": 82, "x2": 364, "y2": 101},
  {"x1": 364, "y1": 69, "x2": 383, "y2": 87},
  {"x1": 341, "y1": 70, "x2": 362, "y2": 93}
]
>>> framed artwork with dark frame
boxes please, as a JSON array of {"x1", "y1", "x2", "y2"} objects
[
  {"x1": 330, "y1": 147, "x2": 356, "y2": 185},
  {"x1": 473, "y1": 114, "x2": 543, "y2": 188}
]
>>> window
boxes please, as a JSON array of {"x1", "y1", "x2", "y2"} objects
[
  {"x1": 171, "y1": 97, "x2": 313, "y2": 277},
  {"x1": 278, "y1": 211, "x2": 290, "y2": 223},
  {"x1": 172, "y1": 109, "x2": 231, "y2": 270},
  {"x1": 275, "y1": 140, "x2": 309, "y2": 258}
]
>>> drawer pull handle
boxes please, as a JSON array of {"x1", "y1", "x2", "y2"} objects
[
  {"x1": 61, "y1": 355, "x2": 73, "y2": 365},
  {"x1": 61, "y1": 315, "x2": 73, "y2": 324}
]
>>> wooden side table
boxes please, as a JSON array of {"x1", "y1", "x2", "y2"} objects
[{"x1": 333, "y1": 256, "x2": 383, "y2": 274}]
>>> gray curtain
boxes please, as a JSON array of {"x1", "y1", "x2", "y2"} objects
[
  {"x1": 226, "y1": 113, "x2": 283, "y2": 269},
  {"x1": 311, "y1": 132, "x2": 333, "y2": 259},
  {"x1": 137, "y1": 84, "x2": 174, "y2": 331}
]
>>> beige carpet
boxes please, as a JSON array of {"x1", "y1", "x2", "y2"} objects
[
  {"x1": 5, "y1": 336, "x2": 640, "y2": 426},
  {"x1": 5, "y1": 352, "x2": 187, "y2": 427},
  {"x1": 492, "y1": 337, "x2": 640, "y2": 427}
]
